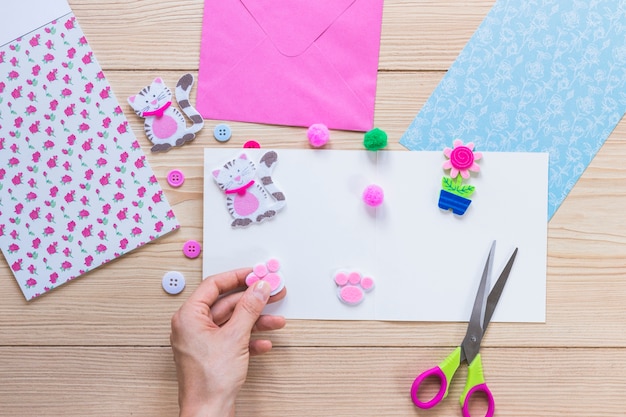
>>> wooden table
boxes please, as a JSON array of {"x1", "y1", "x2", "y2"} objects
[{"x1": 2, "y1": 1, "x2": 625, "y2": 415}]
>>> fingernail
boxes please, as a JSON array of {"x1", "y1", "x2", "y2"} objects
[{"x1": 253, "y1": 280, "x2": 270, "y2": 301}]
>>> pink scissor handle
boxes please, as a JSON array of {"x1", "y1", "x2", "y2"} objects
[
  {"x1": 462, "y1": 383, "x2": 495, "y2": 417},
  {"x1": 410, "y1": 366, "x2": 448, "y2": 408}
]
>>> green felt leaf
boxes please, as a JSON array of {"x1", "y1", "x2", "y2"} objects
[
  {"x1": 455, "y1": 184, "x2": 475, "y2": 198},
  {"x1": 441, "y1": 176, "x2": 475, "y2": 198}
]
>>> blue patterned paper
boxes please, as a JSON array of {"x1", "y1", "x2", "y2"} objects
[{"x1": 400, "y1": 0, "x2": 626, "y2": 219}]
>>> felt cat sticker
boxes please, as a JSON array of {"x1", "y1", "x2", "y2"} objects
[
  {"x1": 212, "y1": 151, "x2": 286, "y2": 227},
  {"x1": 128, "y1": 73, "x2": 204, "y2": 152}
]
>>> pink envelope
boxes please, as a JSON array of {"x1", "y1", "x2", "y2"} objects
[{"x1": 196, "y1": 0, "x2": 384, "y2": 132}]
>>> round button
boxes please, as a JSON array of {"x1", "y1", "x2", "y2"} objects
[
  {"x1": 213, "y1": 124, "x2": 232, "y2": 142},
  {"x1": 182, "y1": 240, "x2": 202, "y2": 259},
  {"x1": 243, "y1": 140, "x2": 260, "y2": 148},
  {"x1": 167, "y1": 169, "x2": 185, "y2": 187},
  {"x1": 162, "y1": 271, "x2": 185, "y2": 295}
]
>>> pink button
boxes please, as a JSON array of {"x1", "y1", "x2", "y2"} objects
[
  {"x1": 182, "y1": 240, "x2": 201, "y2": 258},
  {"x1": 243, "y1": 140, "x2": 260, "y2": 148},
  {"x1": 167, "y1": 169, "x2": 185, "y2": 187}
]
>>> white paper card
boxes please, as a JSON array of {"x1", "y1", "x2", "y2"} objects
[
  {"x1": 0, "y1": 0, "x2": 71, "y2": 46},
  {"x1": 203, "y1": 149, "x2": 547, "y2": 322}
]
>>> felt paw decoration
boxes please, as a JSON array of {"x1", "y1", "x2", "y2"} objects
[
  {"x1": 212, "y1": 150, "x2": 286, "y2": 228},
  {"x1": 438, "y1": 139, "x2": 482, "y2": 216},
  {"x1": 334, "y1": 270, "x2": 375, "y2": 306},
  {"x1": 128, "y1": 73, "x2": 204, "y2": 152},
  {"x1": 246, "y1": 259, "x2": 284, "y2": 296}
]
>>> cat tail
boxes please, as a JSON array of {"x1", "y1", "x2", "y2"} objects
[
  {"x1": 258, "y1": 151, "x2": 286, "y2": 211},
  {"x1": 175, "y1": 73, "x2": 205, "y2": 135}
]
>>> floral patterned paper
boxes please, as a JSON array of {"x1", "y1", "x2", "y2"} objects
[
  {"x1": 400, "y1": 0, "x2": 626, "y2": 219},
  {"x1": 0, "y1": 14, "x2": 180, "y2": 300}
]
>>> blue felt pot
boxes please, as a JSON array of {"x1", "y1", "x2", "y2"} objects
[{"x1": 438, "y1": 189, "x2": 471, "y2": 215}]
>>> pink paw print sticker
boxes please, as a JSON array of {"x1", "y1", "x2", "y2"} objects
[
  {"x1": 334, "y1": 270, "x2": 375, "y2": 305},
  {"x1": 245, "y1": 258, "x2": 284, "y2": 296}
]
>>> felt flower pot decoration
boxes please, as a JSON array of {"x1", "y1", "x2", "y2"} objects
[
  {"x1": 438, "y1": 188, "x2": 472, "y2": 215},
  {"x1": 438, "y1": 139, "x2": 482, "y2": 215}
]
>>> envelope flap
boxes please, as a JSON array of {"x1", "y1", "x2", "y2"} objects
[{"x1": 240, "y1": 0, "x2": 357, "y2": 56}]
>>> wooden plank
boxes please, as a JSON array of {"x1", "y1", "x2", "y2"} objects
[{"x1": 0, "y1": 346, "x2": 624, "y2": 416}]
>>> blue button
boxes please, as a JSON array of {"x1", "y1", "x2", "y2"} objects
[{"x1": 213, "y1": 124, "x2": 232, "y2": 142}]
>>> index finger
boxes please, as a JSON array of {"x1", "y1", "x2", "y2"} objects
[{"x1": 187, "y1": 267, "x2": 253, "y2": 307}]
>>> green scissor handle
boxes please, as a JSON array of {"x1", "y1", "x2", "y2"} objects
[{"x1": 461, "y1": 354, "x2": 495, "y2": 417}]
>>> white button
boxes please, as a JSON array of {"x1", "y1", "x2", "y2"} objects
[{"x1": 162, "y1": 271, "x2": 186, "y2": 295}]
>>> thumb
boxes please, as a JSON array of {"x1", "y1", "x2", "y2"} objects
[{"x1": 229, "y1": 280, "x2": 271, "y2": 336}]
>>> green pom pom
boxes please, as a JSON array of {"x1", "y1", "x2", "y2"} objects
[{"x1": 363, "y1": 128, "x2": 388, "y2": 151}]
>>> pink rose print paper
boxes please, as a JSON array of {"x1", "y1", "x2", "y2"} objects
[{"x1": 0, "y1": 13, "x2": 180, "y2": 300}]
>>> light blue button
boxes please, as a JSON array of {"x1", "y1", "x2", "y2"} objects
[{"x1": 213, "y1": 124, "x2": 232, "y2": 142}]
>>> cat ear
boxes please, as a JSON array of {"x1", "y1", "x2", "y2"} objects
[
  {"x1": 239, "y1": 153, "x2": 248, "y2": 160},
  {"x1": 212, "y1": 169, "x2": 220, "y2": 178},
  {"x1": 127, "y1": 95, "x2": 136, "y2": 104},
  {"x1": 153, "y1": 77, "x2": 163, "y2": 84}
]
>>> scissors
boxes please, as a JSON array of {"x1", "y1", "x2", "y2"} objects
[{"x1": 410, "y1": 240, "x2": 518, "y2": 417}]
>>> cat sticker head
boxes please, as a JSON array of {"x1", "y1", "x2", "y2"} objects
[
  {"x1": 212, "y1": 153, "x2": 253, "y2": 192},
  {"x1": 127, "y1": 77, "x2": 172, "y2": 117}
]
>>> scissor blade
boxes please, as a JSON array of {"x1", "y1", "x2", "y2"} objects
[
  {"x1": 470, "y1": 241, "x2": 496, "y2": 332},
  {"x1": 461, "y1": 241, "x2": 496, "y2": 364},
  {"x1": 483, "y1": 247, "x2": 518, "y2": 330}
]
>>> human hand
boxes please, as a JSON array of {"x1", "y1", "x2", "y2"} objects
[{"x1": 170, "y1": 268, "x2": 286, "y2": 417}]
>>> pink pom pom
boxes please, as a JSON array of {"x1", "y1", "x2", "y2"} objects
[
  {"x1": 362, "y1": 184, "x2": 384, "y2": 207},
  {"x1": 307, "y1": 123, "x2": 330, "y2": 148}
]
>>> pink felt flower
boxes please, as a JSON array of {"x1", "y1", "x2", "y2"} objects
[{"x1": 442, "y1": 139, "x2": 482, "y2": 179}]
